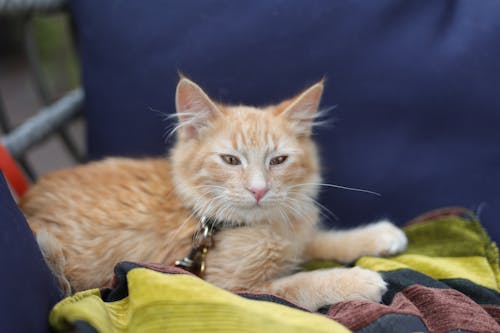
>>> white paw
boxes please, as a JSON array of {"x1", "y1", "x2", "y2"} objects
[
  {"x1": 346, "y1": 267, "x2": 387, "y2": 302},
  {"x1": 322, "y1": 267, "x2": 387, "y2": 305},
  {"x1": 369, "y1": 220, "x2": 408, "y2": 256}
]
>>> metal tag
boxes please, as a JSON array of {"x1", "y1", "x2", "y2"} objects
[{"x1": 175, "y1": 216, "x2": 216, "y2": 277}]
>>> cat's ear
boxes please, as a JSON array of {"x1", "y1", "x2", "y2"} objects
[
  {"x1": 175, "y1": 77, "x2": 221, "y2": 139},
  {"x1": 276, "y1": 80, "x2": 324, "y2": 136}
]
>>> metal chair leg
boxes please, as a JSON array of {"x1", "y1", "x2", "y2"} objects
[{"x1": 23, "y1": 15, "x2": 84, "y2": 164}]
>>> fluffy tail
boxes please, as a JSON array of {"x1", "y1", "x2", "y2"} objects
[{"x1": 36, "y1": 229, "x2": 72, "y2": 297}]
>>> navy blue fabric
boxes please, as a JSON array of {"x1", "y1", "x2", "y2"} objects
[
  {"x1": 71, "y1": 0, "x2": 500, "y2": 242},
  {"x1": 0, "y1": 173, "x2": 62, "y2": 332}
]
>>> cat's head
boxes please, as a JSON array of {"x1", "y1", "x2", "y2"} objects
[{"x1": 170, "y1": 77, "x2": 324, "y2": 226}]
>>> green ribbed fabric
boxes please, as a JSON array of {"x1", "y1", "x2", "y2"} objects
[{"x1": 50, "y1": 269, "x2": 350, "y2": 333}]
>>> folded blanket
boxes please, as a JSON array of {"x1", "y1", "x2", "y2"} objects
[{"x1": 50, "y1": 207, "x2": 500, "y2": 332}]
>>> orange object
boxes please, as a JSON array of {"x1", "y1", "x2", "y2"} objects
[{"x1": 0, "y1": 142, "x2": 29, "y2": 198}]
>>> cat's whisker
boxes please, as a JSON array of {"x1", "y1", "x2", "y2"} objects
[
  {"x1": 193, "y1": 184, "x2": 226, "y2": 191},
  {"x1": 311, "y1": 105, "x2": 337, "y2": 128},
  {"x1": 196, "y1": 190, "x2": 224, "y2": 199},
  {"x1": 164, "y1": 109, "x2": 215, "y2": 142},
  {"x1": 287, "y1": 191, "x2": 339, "y2": 222},
  {"x1": 168, "y1": 209, "x2": 198, "y2": 245},
  {"x1": 280, "y1": 203, "x2": 308, "y2": 239},
  {"x1": 210, "y1": 199, "x2": 230, "y2": 219},
  {"x1": 218, "y1": 205, "x2": 234, "y2": 227},
  {"x1": 148, "y1": 107, "x2": 177, "y2": 144},
  {"x1": 192, "y1": 185, "x2": 227, "y2": 198},
  {"x1": 289, "y1": 182, "x2": 381, "y2": 197},
  {"x1": 277, "y1": 206, "x2": 296, "y2": 240},
  {"x1": 191, "y1": 195, "x2": 225, "y2": 225},
  {"x1": 195, "y1": 195, "x2": 226, "y2": 218},
  {"x1": 210, "y1": 202, "x2": 225, "y2": 222},
  {"x1": 281, "y1": 200, "x2": 309, "y2": 224},
  {"x1": 277, "y1": 206, "x2": 288, "y2": 224},
  {"x1": 314, "y1": 201, "x2": 339, "y2": 222},
  {"x1": 311, "y1": 201, "x2": 337, "y2": 222},
  {"x1": 148, "y1": 106, "x2": 169, "y2": 118}
]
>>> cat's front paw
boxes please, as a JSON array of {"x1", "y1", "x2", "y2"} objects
[
  {"x1": 325, "y1": 267, "x2": 387, "y2": 304},
  {"x1": 368, "y1": 220, "x2": 407, "y2": 256},
  {"x1": 349, "y1": 267, "x2": 387, "y2": 302}
]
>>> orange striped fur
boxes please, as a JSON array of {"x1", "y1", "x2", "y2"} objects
[{"x1": 20, "y1": 78, "x2": 407, "y2": 310}]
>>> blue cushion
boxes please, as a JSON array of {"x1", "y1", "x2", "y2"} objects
[
  {"x1": 71, "y1": 0, "x2": 500, "y2": 242},
  {"x1": 0, "y1": 173, "x2": 61, "y2": 332}
]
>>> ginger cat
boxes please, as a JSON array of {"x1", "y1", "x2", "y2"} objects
[{"x1": 20, "y1": 78, "x2": 407, "y2": 311}]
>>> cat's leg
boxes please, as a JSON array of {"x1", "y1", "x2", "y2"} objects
[
  {"x1": 205, "y1": 226, "x2": 388, "y2": 311},
  {"x1": 258, "y1": 266, "x2": 387, "y2": 311},
  {"x1": 306, "y1": 220, "x2": 407, "y2": 263}
]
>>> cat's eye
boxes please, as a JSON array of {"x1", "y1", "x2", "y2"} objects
[
  {"x1": 270, "y1": 155, "x2": 288, "y2": 166},
  {"x1": 220, "y1": 154, "x2": 241, "y2": 166}
]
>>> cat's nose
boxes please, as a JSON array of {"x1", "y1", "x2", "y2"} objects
[{"x1": 247, "y1": 187, "x2": 269, "y2": 202}]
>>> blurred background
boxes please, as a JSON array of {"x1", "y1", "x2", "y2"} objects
[
  {"x1": 1, "y1": 1, "x2": 499, "y2": 242},
  {"x1": 0, "y1": 12, "x2": 83, "y2": 177}
]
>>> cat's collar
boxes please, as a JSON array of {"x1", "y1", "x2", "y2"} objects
[{"x1": 174, "y1": 216, "x2": 241, "y2": 277}]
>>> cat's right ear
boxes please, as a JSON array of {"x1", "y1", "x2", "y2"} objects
[{"x1": 175, "y1": 78, "x2": 221, "y2": 139}]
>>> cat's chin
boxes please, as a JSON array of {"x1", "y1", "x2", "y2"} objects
[
  {"x1": 236, "y1": 201, "x2": 277, "y2": 214},
  {"x1": 222, "y1": 204, "x2": 287, "y2": 225}
]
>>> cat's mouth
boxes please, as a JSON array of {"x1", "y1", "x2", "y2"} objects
[
  {"x1": 236, "y1": 201, "x2": 283, "y2": 218},
  {"x1": 200, "y1": 193, "x2": 283, "y2": 223},
  {"x1": 200, "y1": 197, "x2": 287, "y2": 226},
  {"x1": 237, "y1": 199, "x2": 273, "y2": 209}
]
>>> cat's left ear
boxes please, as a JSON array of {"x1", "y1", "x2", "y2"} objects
[{"x1": 276, "y1": 80, "x2": 324, "y2": 136}]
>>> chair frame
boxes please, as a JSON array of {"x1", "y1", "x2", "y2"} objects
[{"x1": 0, "y1": 0, "x2": 83, "y2": 181}]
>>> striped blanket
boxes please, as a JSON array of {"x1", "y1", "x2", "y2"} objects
[{"x1": 50, "y1": 208, "x2": 500, "y2": 332}]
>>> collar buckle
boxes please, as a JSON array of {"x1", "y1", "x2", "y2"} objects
[{"x1": 175, "y1": 216, "x2": 216, "y2": 277}]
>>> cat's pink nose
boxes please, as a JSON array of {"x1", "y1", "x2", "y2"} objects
[{"x1": 248, "y1": 187, "x2": 269, "y2": 201}]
